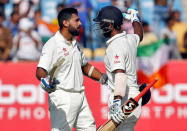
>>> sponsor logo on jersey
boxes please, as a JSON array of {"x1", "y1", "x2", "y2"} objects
[{"x1": 63, "y1": 48, "x2": 69, "y2": 56}]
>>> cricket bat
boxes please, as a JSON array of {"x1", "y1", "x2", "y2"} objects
[
  {"x1": 97, "y1": 78, "x2": 158, "y2": 131},
  {"x1": 49, "y1": 58, "x2": 65, "y2": 82}
]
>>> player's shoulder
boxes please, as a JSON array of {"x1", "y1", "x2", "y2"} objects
[
  {"x1": 107, "y1": 40, "x2": 127, "y2": 54},
  {"x1": 42, "y1": 36, "x2": 56, "y2": 49},
  {"x1": 108, "y1": 36, "x2": 127, "y2": 49},
  {"x1": 126, "y1": 34, "x2": 140, "y2": 46},
  {"x1": 126, "y1": 34, "x2": 139, "y2": 40}
]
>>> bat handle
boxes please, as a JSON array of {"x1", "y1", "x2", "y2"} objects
[{"x1": 134, "y1": 78, "x2": 158, "y2": 102}]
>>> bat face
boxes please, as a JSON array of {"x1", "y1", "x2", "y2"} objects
[
  {"x1": 122, "y1": 98, "x2": 139, "y2": 118},
  {"x1": 97, "y1": 79, "x2": 158, "y2": 131}
]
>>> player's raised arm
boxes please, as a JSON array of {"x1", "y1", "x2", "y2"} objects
[
  {"x1": 132, "y1": 21, "x2": 143, "y2": 42},
  {"x1": 123, "y1": 9, "x2": 143, "y2": 41}
]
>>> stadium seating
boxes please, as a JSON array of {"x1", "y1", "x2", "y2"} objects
[
  {"x1": 83, "y1": 48, "x2": 93, "y2": 60},
  {"x1": 93, "y1": 48, "x2": 106, "y2": 61}
]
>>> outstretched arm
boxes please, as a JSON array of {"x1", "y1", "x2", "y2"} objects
[{"x1": 82, "y1": 63, "x2": 108, "y2": 84}]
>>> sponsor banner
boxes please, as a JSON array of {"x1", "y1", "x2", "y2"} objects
[
  {"x1": 0, "y1": 61, "x2": 187, "y2": 131},
  {"x1": 0, "y1": 62, "x2": 50, "y2": 131}
]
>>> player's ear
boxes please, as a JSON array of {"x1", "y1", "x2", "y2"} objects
[
  {"x1": 109, "y1": 23, "x2": 114, "y2": 30},
  {"x1": 63, "y1": 20, "x2": 69, "y2": 27}
]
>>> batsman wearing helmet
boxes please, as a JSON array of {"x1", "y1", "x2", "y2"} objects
[{"x1": 93, "y1": 6, "x2": 143, "y2": 130}]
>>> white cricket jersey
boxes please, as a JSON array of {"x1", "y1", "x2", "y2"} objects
[
  {"x1": 104, "y1": 31, "x2": 140, "y2": 93},
  {"x1": 38, "y1": 31, "x2": 87, "y2": 92}
]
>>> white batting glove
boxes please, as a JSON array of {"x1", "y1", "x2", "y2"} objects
[
  {"x1": 123, "y1": 8, "x2": 141, "y2": 23},
  {"x1": 99, "y1": 73, "x2": 108, "y2": 85},
  {"x1": 40, "y1": 76, "x2": 59, "y2": 93},
  {"x1": 109, "y1": 99, "x2": 125, "y2": 124}
]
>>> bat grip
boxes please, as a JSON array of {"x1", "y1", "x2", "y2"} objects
[{"x1": 134, "y1": 78, "x2": 158, "y2": 102}]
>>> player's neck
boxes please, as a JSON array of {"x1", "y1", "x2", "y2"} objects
[
  {"x1": 60, "y1": 29, "x2": 73, "y2": 43},
  {"x1": 111, "y1": 30, "x2": 122, "y2": 37}
]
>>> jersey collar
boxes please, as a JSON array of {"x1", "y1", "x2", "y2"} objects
[
  {"x1": 55, "y1": 31, "x2": 77, "y2": 47},
  {"x1": 106, "y1": 31, "x2": 126, "y2": 46}
]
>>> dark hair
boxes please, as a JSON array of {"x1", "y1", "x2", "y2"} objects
[
  {"x1": 57, "y1": 3, "x2": 65, "y2": 9},
  {"x1": 13, "y1": 3, "x2": 19, "y2": 8},
  {"x1": 165, "y1": 16, "x2": 173, "y2": 24},
  {"x1": 0, "y1": 12, "x2": 5, "y2": 19},
  {"x1": 11, "y1": 11, "x2": 19, "y2": 17},
  {"x1": 57, "y1": 8, "x2": 78, "y2": 30}
]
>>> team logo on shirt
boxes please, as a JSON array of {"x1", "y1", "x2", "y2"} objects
[
  {"x1": 63, "y1": 48, "x2": 69, "y2": 56},
  {"x1": 115, "y1": 54, "x2": 119, "y2": 59},
  {"x1": 63, "y1": 48, "x2": 66, "y2": 51},
  {"x1": 114, "y1": 54, "x2": 120, "y2": 64}
]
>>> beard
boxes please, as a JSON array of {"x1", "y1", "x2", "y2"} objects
[{"x1": 68, "y1": 25, "x2": 80, "y2": 36}]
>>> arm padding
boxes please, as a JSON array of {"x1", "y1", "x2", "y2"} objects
[{"x1": 114, "y1": 72, "x2": 127, "y2": 97}]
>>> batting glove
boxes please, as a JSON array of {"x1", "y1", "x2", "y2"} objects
[
  {"x1": 99, "y1": 73, "x2": 108, "y2": 85},
  {"x1": 109, "y1": 99, "x2": 125, "y2": 124},
  {"x1": 123, "y1": 8, "x2": 141, "y2": 23},
  {"x1": 40, "y1": 76, "x2": 59, "y2": 93}
]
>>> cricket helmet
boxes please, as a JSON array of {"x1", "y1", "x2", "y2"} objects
[
  {"x1": 93, "y1": 6, "x2": 123, "y2": 28},
  {"x1": 93, "y1": 6, "x2": 123, "y2": 37}
]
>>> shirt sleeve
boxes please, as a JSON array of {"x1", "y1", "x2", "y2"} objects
[
  {"x1": 129, "y1": 34, "x2": 140, "y2": 47},
  {"x1": 37, "y1": 41, "x2": 53, "y2": 72},
  {"x1": 78, "y1": 45, "x2": 88, "y2": 66},
  {"x1": 107, "y1": 42, "x2": 127, "y2": 72}
]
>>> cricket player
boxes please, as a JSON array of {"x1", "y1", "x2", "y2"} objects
[
  {"x1": 36, "y1": 8, "x2": 107, "y2": 131},
  {"x1": 93, "y1": 6, "x2": 143, "y2": 130}
]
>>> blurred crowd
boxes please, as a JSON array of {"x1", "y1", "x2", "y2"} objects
[{"x1": 0, "y1": 0, "x2": 187, "y2": 62}]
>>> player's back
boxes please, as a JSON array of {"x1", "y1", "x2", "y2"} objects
[{"x1": 104, "y1": 32, "x2": 140, "y2": 93}]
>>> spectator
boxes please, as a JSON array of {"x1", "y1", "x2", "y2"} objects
[
  {"x1": 0, "y1": 13, "x2": 13, "y2": 61},
  {"x1": 51, "y1": 3, "x2": 66, "y2": 29},
  {"x1": 15, "y1": 0, "x2": 39, "y2": 20},
  {"x1": 171, "y1": 10, "x2": 187, "y2": 59},
  {"x1": 12, "y1": 3, "x2": 19, "y2": 13},
  {"x1": 92, "y1": 0, "x2": 111, "y2": 10},
  {"x1": 66, "y1": 0, "x2": 93, "y2": 48},
  {"x1": 140, "y1": 21, "x2": 158, "y2": 45},
  {"x1": 34, "y1": 9, "x2": 58, "y2": 39},
  {"x1": 5, "y1": 12, "x2": 20, "y2": 38},
  {"x1": 184, "y1": 32, "x2": 187, "y2": 58},
  {"x1": 160, "y1": 17, "x2": 181, "y2": 59},
  {"x1": 0, "y1": 0, "x2": 9, "y2": 16},
  {"x1": 124, "y1": 0, "x2": 134, "y2": 11},
  {"x1": 91, "y1": 0, "x2": 111, "y2": 50},
  {"x1": 153, "y1": 0, "x2": 174, "y2": 36},
  {"x1": 11, "y1": 18, "x2": 42, "y2": 61}
]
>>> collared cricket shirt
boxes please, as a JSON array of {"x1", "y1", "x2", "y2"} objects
[
  {"x1": 104, "y1": 31, "x2": 140, "y2": 92},
  {"x1": 38, "y1": 31, "x2": 87, "y2": 92}
]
